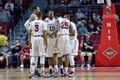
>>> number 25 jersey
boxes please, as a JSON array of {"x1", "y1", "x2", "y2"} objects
[{"x1": 57, "y1": 17, "x2": 71, "y2": 35}]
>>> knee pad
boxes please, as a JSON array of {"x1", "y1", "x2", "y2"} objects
[
  {"x1": 69, "y1": 55, "x2": 75, "y2": 66},
  {"x1": 40, "y1": 57, "x2": 45, "y2": 64}
]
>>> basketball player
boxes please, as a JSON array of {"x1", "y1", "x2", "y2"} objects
[
  {"x1": 24, "y1": 6, "x2": 41, "y2": 77},
  {"x1": 24, "y1": 6, "x2": 40, "y2": 31},
  {"x1": 64, "y1": 15, "x2": 79, "y2": 77},
  {"x1": 53, "y1": 15, "x2": 74, "y2": 77},
  {"x1": 44, "y1": 10, "x2": 57, "y2": 77},
  {"x1": 28, "y1": 12, "x2": 48, "y2": 78}
]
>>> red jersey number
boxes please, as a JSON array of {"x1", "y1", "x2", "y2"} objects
[
  {"x1": 50, "y1": 25, "x2": 55, "y2": 31},
  {"x1": 61, "y1": 22, "x2": 69, "y2": 29},
  {"x1": 35, "y1": 25, "x2": 39, "y2": 32}
]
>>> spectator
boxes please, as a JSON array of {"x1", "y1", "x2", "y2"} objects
[
  {"x1": 87, "y1": 19, "x2": 98, "y2": 35},
  {"x1": 80, "y1": 34, "x2": 93, "y2": 68},
  {"x1": 0, "y1": 19, "x2": 7, "y2": 35},
  {"x1": 72, "y1": 15, "x2": 81, "y2": 30},
  {"x1": 0, "y1": 0, "x2": 3, "y2": 6},
  {"x1": 14, "y1": 0, "x2": 23, "y2": 23},
  {"x1": 80, "y1": 0, "x2": 89, "y2": 5},
  {"x1": 0, "y1": 41, "x2": 11, "y2": 68},
  {"x1": 0, "y1": 50, "x2": 5, "y2": 66},
  {"x1": 0, "y1": 6, "x2": 11, "y2": 28},
  {"x1": 87, "y1": 8, "x2": 93, "y2": 18},
  {"x1": 66, "y1": 10, "x2": 74, "y2": 19},
  {"x1": 78, "y1": 22, "x2": 88, "y2": 35},
  {"x1": 20, "y1": 41, "x2": 30, "y2": 68},
  {"x1": 48, "y1": 0, "x2": 54, "y2": 9},
  {"x1": 4, "y1": 0, "x2": 14, "y2": 12},
  {"x1": 93, "y1": 10, "x2": 101, "y2": 24},
  {"x1": 0, "y1": 30, "x2": 7, "y2": 47},
  {"x1": 69, "y1": 0, "x2": 79, "y2": 6},
  {"x1": 9, "y1": 40, "x2": 21, "y2": 68},
  {"x1": 75, "y1": 8, "x2": 85, "y2": 20},
  {"x1": 115, "y1": 14, "x2": 120, "y2": 24}
]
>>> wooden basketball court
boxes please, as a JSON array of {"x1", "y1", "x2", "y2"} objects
[{"x1": 0, "y1": 67, "x2": 120, "y2": 80}]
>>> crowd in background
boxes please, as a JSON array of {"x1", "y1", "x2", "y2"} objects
[{"x1": 0, "y1": 0, "x2": 31, "y2": 36}]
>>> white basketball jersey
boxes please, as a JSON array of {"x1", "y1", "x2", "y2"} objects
[
  {"x1": 24, "y1": 13, "x2": 37, "y2": 31},
  {"x1": 70, "y1": 22, "x2": 77, "y2": 39},
  {"x1": 29, "y1": 20, "x2": 47, "y2": 35},
  {"x1": 57, "y1": 17, "x2": 70, "y2": 35},
  {"x1": 30, "y1": 13, "x2": 38, "y2": 20},
  {"x1": 44, "y1": 17, "x2": 57, "y2": 34}
]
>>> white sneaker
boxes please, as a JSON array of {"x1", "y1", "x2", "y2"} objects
[
  {"x1": 81, "y1": 64, "x2": 85, "y2": 68},
  {"x1": 20, "y1": 64, "x2": 24, "y2": 68},
  {"x1": 87, "y1": 64, "x2": 91, "y2": 68}
]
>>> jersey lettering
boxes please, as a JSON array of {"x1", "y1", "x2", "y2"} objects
[
  {"x1": 49, "y1": 24, "x2": 55, "y2": 31},
  {"x1": 35, "y1": 25, "x2": 39, "y2": 32},
  {"x1": 61, "y1": 21, "x2": 69, "y2": 29}
]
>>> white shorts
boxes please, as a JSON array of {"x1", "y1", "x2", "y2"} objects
[
  {"x1": 47, "y1": 37, "x2": 57, "y2": 57},
  {"x1": 57, "y1": 35, "x2": 70, "y2": 57},
  {"x1": 70, "y1": 38, "x2": 79, "y2": 56},
  {"x1": 31, "y1": 36, "x2": 46, "y2": 57}
]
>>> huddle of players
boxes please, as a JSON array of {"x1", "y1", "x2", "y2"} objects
[{"x1": 24, "y1": 6, "x2": 79, "y2": 78}]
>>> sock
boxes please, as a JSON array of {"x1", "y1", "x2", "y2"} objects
[
  {"x1": 64, "y1": 67, "x2": 68, "y2": 74},
  {"x1": 30, "y1": 65, "x2": 35, "y2": 74},
  {"x1": 41, "y1": 67, "x2": 45, "y2": 74},
  {"x1": 71, "y1": 68, "x2": 75, "y2": 72},
  {"x1": 54, "y1": 65, "x2": 58, "y2": 71}
]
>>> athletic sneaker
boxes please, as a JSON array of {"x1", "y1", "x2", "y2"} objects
[
  {"x1": 28, "y1": 74, "x2": 35, "y2": 78},
  {"x1": 40, "y1": 72, "x2": 48, "y2": 78},
  {"x1": 34, "y1": 70, "x2": 40, "y2": 77},
  {"x1": 68, "y1": 71, "x2": 75, "y2": 77},
  {"x1": 53, "y1": 69, "x2": 59, "y2": 78},
  {"x1": 86, "y1": 64, "x2": 91, "y2": 68},
  {"x1": 64, "y1": 73, "x2": 68, "y2": 78},
  {"x1": 81, "y1": 64, "x2": 85, "y2": 68},
  {"x1": 20, "y1": 64, "x2": 24, "y2": 68}
]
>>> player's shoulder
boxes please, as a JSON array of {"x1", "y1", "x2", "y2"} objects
[
  {"x1": 44, "y1": 17, "x2": 49, "y2": 22},
  {"x1": 71, "y1": 22, "x2": 76, "y2": 26}
]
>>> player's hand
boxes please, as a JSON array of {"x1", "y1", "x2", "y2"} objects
[
  {"x1": 49, "y1": 34, "x2": 54, "y2": 38},
  {"x1": 45, "y1": 47, "x2": 47, "y2": 53},
  {"x1": 72, "y1": 49, "x2": 76, "y2": 53}
]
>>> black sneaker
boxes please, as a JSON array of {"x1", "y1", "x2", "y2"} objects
[{"x1": 34, "y1": 70, "x2": 40, "y2": 77}]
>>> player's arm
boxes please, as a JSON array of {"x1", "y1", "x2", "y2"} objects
[
  {"x1": 24, "y1": 15, "x2": 36, "y2": 31},
  {"x1": 42, "y1": 22, "x2": 48, "y2": 52},
  {"x1": 43, "y1": 30, "x2": 48, "y2": 52},
  {"x1": 28, "y1": 29, "x2": 32, "y2": 48}
]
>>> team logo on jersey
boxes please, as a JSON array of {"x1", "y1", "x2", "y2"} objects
[{"x1": 103, "y1": 47, "x2": 117, "y2": 59}]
